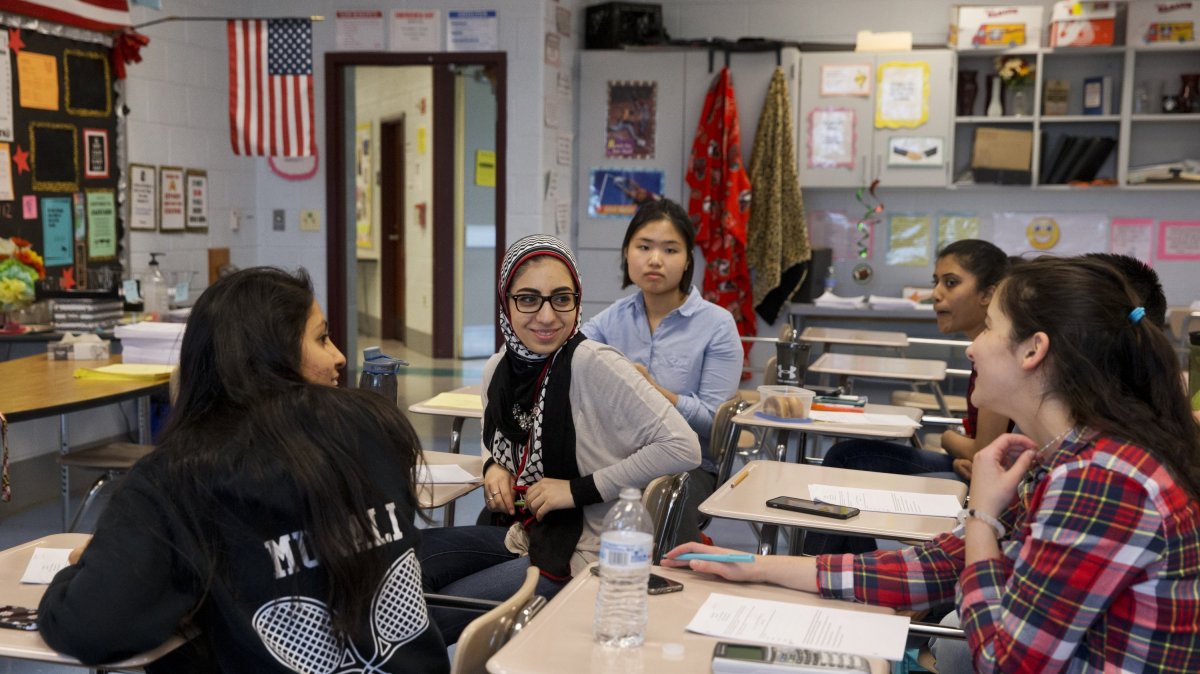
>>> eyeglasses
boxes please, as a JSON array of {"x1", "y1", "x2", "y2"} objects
[{"x1": 508, "y1": 292, "x2": 579, "y2": 313}]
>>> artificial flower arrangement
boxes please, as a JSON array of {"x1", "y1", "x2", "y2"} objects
[
  {"x1": 0, "y1": 236, "x2": 46, "y2": 311},
  {"x1": 995, "y1": 56, "x2": 1035, "y2": 87}
]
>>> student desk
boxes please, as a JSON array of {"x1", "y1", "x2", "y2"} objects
[
  {"x1": 408, "y1": 384, "x2": 483, "y2": 456},
  {"x1": 486, "y1": 563, "x2": 892, "y2": 674},
  {"x1": 0, "y1": 533, "x2": 187, "y2": 667},
  {"x1": 732, "y1": 401, "x2": 922, "y2": 464},
  {"x1": 419, "y1": 450, "x2": 484, "y2": 527},
  {"x1": 700, "y1": 460, "x2": 966, "y2": 556},
  {"x1": 799, "y1": 327, "x2": 909, "y2": 356},
  {"x1": 808, "y1": 352, "x2": 950, "y2": 415},
  {"x1": 409, "y1": 385, "x2": 483, "y2": 526},
  {"x1": 0, "y1": 355, "x2": 167, "y2": 529}
]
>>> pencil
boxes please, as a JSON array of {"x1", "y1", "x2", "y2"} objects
[{"x1": 730, "y1": 468, "x2": 751, "y2": 488}]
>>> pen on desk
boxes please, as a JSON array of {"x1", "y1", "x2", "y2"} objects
[
  {"x1": 730, "y1": 468, "x2": 751, "y2": 488},
  {"x1": 674, "y1": 553, "x2": 755, "y2": 563}
]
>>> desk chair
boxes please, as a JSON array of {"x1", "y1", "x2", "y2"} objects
[
  {"x1": 59, "y1": 371, "x2": 177, "y2": 532},
  {"x1": 642, "y1": 471, "x2": 690, "y2": 564},
  {"x1": 451, "y1": 566, "x2": 546, "y2": 674}
]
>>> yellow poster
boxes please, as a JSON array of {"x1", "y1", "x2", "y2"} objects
[
  {"x1": 474, "y1": 150, "x2": 495, "y2": 187},
  {"x1": 875, "y1": 62, "x2": 929, "y2": 129},
  {"x1": 17, "y1": 51, "x2": 59, "y2": 111},
  {"x1": 887, "y1": 213, "x2": 932, "y2": 266},
  {"x1": 417, "y1": 126, "x2": 427, "y2": 154}
]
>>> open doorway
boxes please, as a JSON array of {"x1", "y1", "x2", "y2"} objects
[{"x1": 325, "y1": 53, "x2": 506, "y2": 372}]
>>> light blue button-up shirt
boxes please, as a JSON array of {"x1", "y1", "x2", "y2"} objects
[{"x1": 583, "y1": 286, "x2": 742, "y2": 472}]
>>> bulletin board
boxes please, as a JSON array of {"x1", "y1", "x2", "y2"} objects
[{"x1": 0, "y1": 26, "x2": 121, "y2": 290}]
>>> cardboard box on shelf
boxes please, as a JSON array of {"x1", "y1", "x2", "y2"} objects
[
  {"x1": 950, "y1": 5, "x2": 1044, "y2": 49},
  {"x1": 971, "y1": 127, "x2": 1033, "y2": 184},
  {"x1": 1050, "y1": 1, "x2": 1119, "y2": 46},
  {"x1": 1128, "y1": 1, "x2": 1199, "y2": 47}
]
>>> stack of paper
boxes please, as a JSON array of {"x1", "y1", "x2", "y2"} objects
[
  {"x1": 114, "y1": 321, "x2": 186, "y2": 364},
  {"x1": 867, "y1": 294, "x2": 919, "y2": 310},
  {"x1": 813, "y1": 291, "x2": 866, "y2": 309}
]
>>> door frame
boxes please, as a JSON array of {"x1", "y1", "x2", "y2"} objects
[{"x1": 325, "y1": 52, "x2": 507, "y2": 359}]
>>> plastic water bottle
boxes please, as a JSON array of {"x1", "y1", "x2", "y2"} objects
[
  {"x1": 358, "y1": 346, "x2": 408, "y2": 404},
  {"x1": 142, "y1": 252, "x2": 171, "y2": 320},
  {"x1": 593, "y1": 487, "x2": 653, "y2": 648}
]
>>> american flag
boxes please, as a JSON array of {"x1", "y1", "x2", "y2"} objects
[
  {"x1": 227, "y1": 19, "x2": 314, "y2": 157},
  {"x1": 4, "y1": 0, "x2": 131, "y2": 32}
]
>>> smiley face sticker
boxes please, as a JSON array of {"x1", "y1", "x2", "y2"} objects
[{"x1": 1026, "y1": 217, "x2": 1060, "y2": 250}]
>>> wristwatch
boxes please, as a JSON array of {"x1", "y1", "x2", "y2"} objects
[{"x1": 956, "y1": 508, "x2": 1006, "y2": 539}]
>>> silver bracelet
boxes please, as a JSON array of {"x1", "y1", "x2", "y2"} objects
[{"x1": 956, "y1": 508, "x2": 1006, "y2": 539}]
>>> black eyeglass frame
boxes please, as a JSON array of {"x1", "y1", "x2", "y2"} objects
[{"x1": 507, "y1": 292, "x2": 580, "y2": 313}]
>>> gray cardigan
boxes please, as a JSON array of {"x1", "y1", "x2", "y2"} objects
[{"x1": 482, "y1": 339, "x2": 700, "y2": 571}]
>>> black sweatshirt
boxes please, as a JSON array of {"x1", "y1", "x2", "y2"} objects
[{"x1": 38, "y1": 419, "x2": 449, "y2": 673}]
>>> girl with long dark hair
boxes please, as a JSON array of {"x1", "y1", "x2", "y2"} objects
[
  {"x1": 39, "y1": 267, "x2": 448, "y2": 673},
  {"x1": 665, "y1": 256, "x2": 1200, "y2": 673}
]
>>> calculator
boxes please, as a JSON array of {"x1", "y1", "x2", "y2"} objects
[{"x1": 711, "y1": 642, "x2": 871, "y2": 674}]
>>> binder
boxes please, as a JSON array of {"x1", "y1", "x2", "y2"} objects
[
  {"x1": 1064, "y1": 137, "x2": 1117, "y2": 182},
  {"x1": 1045, "y1": 135, "x2": 1086, "y2": 184}
]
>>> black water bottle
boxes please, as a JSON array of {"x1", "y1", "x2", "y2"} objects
[
  {"x1": 775, "y1": 322, "x2": 810, "y2": 387},
  {"x1": 358, "y1": 346, "x2": 408, "y2": 404}
]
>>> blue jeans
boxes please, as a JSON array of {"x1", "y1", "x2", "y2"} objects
[
  {"x1": 802, "y1": 439, "x2": 963, "y2": 555},
  {"x1": 419, "y1": 525, "x2": 567, "y2": 643}
]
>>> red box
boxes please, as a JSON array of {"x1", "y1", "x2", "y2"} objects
[{"x1": 1050, "y1": 1, "x2": 1118, "y2": 46}]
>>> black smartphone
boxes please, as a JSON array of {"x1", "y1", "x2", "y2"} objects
[
  {"x1": 589, "y1": 567, "x2": 685, "y2": 594},
  {"x1": 766, "y1": 496, "x2": 860, "y2": 519},
  {"x1": 0, "y1": 605, "x2": 38, "y2": 631}
]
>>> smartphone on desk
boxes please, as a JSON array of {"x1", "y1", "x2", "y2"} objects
[
  {"x1": 589, "y1": 566, "x2": 685, "y2": 594},
  {"x1": 766, "y1": 496, "x2": 860, "y2": 520},
  {"x1": 0, "y1": 605, "x2": 38, "y2": 631}
]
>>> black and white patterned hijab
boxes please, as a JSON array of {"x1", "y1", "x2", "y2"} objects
[{"x1": 485, "y1": 235, "x2": 584, "y2": 487}]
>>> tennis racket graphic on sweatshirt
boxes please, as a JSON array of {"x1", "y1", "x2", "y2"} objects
[{"x1": 253, "y1": 549, "x2": 429, "y2": 673}]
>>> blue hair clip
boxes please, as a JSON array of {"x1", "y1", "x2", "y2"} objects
[{"x1": 1129, "y1": 307, "x2": 1145, "y2": 324}]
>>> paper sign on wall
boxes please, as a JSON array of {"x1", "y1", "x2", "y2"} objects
[
  {"x1": 335, "y1": 10, "x2": 385, "y2": 50},
  {"x1": 937, "y1": 213, "x2": 980, "y2": 250},
  {"x1": 1110, "y1": 218, "x2": 1154, "y2": 264},
  {"x1": 391, "y1": 11, "x2": 440, "y2": 51},
  {"x1": 128, "y1": 163, "x2": 156, "y2": 231},
  {"x1": 887, "y1": 214, "x2": 932, "y2": 266},
  {"x1": 993, "y1": 212, "x2": 1108, "y2": 256},
  {"x1": 86, "y1": 190, "x2": 116, "y2": 259},
  {"x1": 820, "y1": 64, "x2": 871, "y2": 97},
  {"x1": 159, "y1": 166, "x2": 185, "y2": 231},
  {"x1": 447, "y1": 10, "x2": 498, "y2": 51},
  {"x1": 876, "y1": 62, "x2": 929, "y2": 129},
  {"x1": 1157, "y1": 220, "x2": 1200, "y2": 260},
  {"x1": 0, "y1": 33, "x2": 13, "y2": 142},
  {"x1": 807, "y1": 108, "x2": 855, "y2": 169},
  {"x1": 41, "y1": 197, "x2": 74, "y2": 265}
]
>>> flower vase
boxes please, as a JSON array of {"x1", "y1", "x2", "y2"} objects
[
  {"x1": 956, "y1": 70, "x2": 979, "y2": 116},
  {"x1": 986, "y1": 76, "x2": 1004, "y2": 117},
  {"x1": 0, "y1": 310, "x2": 21, "y2": 335}
]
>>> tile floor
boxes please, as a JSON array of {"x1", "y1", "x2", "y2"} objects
[{"x1": 0, "y1": 338, "x2": 763, "y2": 671}]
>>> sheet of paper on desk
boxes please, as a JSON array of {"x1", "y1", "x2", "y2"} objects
[
  {"x1": 686, "y1": 592, "x2": 909, "y2": 660},
  {"x1": 20, "y1": 548, "x2": 73, "y2": 584},
  {"x1": 809, "y1": 411, "x2": 920, "y2": 428},
  {"x1": 423, "y1": 392, "x2": 482, "y2": 410},
  {"x1": 810, "y1": 484, "x2": 961, "y2": 517},
  {"x1": 417, "y1": 464, "x2": 481, "y2": 484}
]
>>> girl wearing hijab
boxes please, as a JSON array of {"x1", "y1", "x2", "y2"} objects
[{"x1": 420, "y1": 235, "x2": 699, "y2": 640}]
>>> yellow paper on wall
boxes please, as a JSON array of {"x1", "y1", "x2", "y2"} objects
[{"x1": 17, "y1": 51, "x2": 59, "y2": 111}]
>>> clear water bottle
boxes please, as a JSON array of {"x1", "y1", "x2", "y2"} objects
[
  {"x1": 358, "y1": 346, "x2": 408, "y2": 404},
  {"x1": 594, "y1": 487, "x2": 653, "y2": 648},
  {"x1": 143, "y1": 252, "x2": 170, "y2": 320}
]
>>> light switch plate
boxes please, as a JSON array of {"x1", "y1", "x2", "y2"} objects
[{"x1": 272, "y1": 209, "x2": 285, "y2": 231}]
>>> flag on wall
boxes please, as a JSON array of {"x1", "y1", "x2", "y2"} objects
[
  {"x1": 4, "y1": 0, "x2": 132, "y2": 32},
  {"x1": 227, "y1": 19, "x2": 315, "y2": 157}
]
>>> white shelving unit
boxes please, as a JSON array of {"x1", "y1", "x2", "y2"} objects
[{"x1": 951, "y1": 44, "x2": 1200, "y2": 190}]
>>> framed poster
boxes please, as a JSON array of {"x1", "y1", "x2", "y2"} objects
[
  {"x1": 159, "y1": 165, "x2": 185, "y2": 232},
  {"x1": 186, "y1": 169, "x2": 208, "y2": 231},
  {"x1": 887, "y1": 137, "x2": 943, "y2": 167},
  {"x1": 820, "y1": 64, "x2": 871, "y2": 97},
  {"x1": 128, "y1": 163, "x2": 157, "y2": 230},
  {"x1": 83, "y1": 128, "x2": 109, "y2": 178},
  {"x1": 807, "y1": 108, "x2": 855, "y2": 169}
]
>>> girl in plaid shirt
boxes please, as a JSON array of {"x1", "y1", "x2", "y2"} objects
[{"x1": 666, "y1": 256, "x2": 1200, "y2": 673}]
